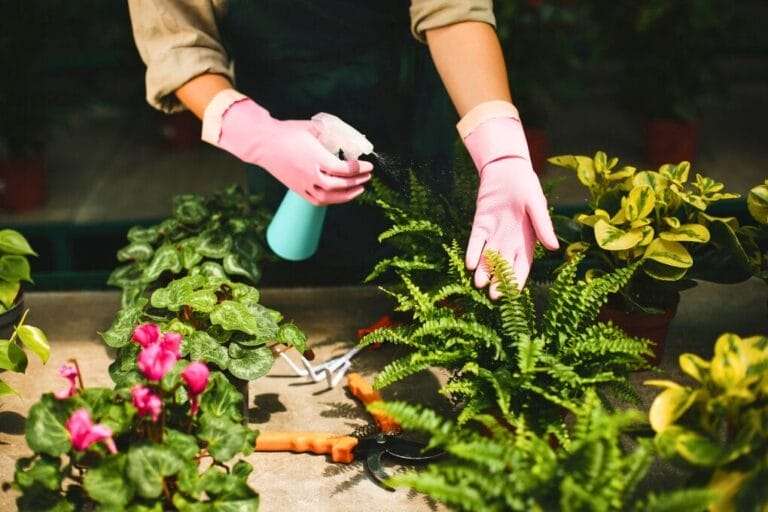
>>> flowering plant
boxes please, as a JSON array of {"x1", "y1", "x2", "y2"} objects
[{"x1": 11, "y1": 324, "x2": 259, "y2": 511}]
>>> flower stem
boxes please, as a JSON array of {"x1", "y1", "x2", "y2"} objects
[
  {"x1": 9, "y1": 309, "x2": 30, "y2": 344},
  {"x1": 69, "y1": 359, "x2": 85, "y2": 390}
]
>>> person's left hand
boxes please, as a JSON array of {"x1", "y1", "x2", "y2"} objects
[{"x1": 466, "y1": 156, "x2": 559, "y2": 298}]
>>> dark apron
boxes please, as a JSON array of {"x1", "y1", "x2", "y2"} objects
[{"x1": 221, "y1": 0, "x2": 455, "y2": 282}]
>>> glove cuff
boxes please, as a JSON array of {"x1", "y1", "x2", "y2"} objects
[
  {"x1": 456, "y1": 100, "x2": 520, "y2": 139},
  {"x1": 461, "y1": 113, "x2": 531, "y2": 175},
  {"x1": 201, "y1": 88, "x2": 249, "y2": 146}
]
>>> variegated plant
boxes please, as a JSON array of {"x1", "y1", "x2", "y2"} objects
[
  {"x1": 550, "y1": 152, "x2": 739, "y2": 310},
  {"x1": 645, "y1": 333, "x2": 768, "y2": 512}
]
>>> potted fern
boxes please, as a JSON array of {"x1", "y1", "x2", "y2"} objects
[
  {"x1": 11, "y1": 333, "x2": 259, "y2": 511},
  {"x1": 369, "y1": 391, "x2": 715, "y2": 511},
  {"x1": 548, "y1": 152, "x2": 739, "y2": 360},
  {"x1": 646, "y1": 332, "x2": 768, "y2": 512},
  {"x1": 0, "y1": 229, "x2": 37, "y2": 331},
  {"x1": 109, "y1": 185, "x2": 271, "y2": 308}
]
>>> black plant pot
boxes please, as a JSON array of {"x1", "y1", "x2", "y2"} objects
[{"x1": 0, "y1": 291, "x2": 24, "y2": 338}]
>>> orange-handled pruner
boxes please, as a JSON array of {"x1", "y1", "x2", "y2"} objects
[{"x1": 346, "y1": 372, "x2": 400, "y2": 433}]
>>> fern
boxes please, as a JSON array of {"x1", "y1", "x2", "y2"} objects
[{"x1": 372, "y1": 393, "x2": 713, "y2": 512}]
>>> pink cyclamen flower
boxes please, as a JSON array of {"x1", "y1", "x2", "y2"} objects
[
  {"x1": 181, "y1": 362, "x2": 210, "y2": 415},
  {"x1": 160, "y1": 331, "x2": 182, "y2": 359},
  {"x1": 132, "y1": 323, "x2": 161, "y2": 347},
  {"x1": 65, "y1": 409, "x2": 117, "y2": 454},
  {"x1": 54, "y1": 364, "x2": 79, "y2": 400},
  {"x1": 137, "y1": 342, "x2": 179, "y2": 382},
  {"x1": 131, "y1": 385, "x2": 163, "y2": 422}
]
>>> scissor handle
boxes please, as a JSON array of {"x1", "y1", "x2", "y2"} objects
[
  {"x1": 255, "y1": 432, "x2": 358, "y2": 463},
  {"x1": 346, "y1": 372, "x2": 401, "y2": 433}
]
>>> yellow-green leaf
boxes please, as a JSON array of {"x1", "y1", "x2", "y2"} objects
[
  {"x1": 643, "y1": 239, "x2": 692, "y2": 268},
  {"x1": 663, "y1": 217, "x2": 681, "y2": 229},
  {"x1": 17, "y1": 325, "x2": 50, "y2": 364},
  {"x1": 659, "y1": 161, "x2": 690, "y2": 184},
  {"x1": 643, "y1": 260, "x2": 689, "y2": 281},
  {"x1": 675, "y1": 431, "x2": 723, "y2": 466},
  {"x1": 566, "y1": 242, "x2": 590, "y2": 260},
  {"x1": 0, "y1": 379, "x2": 17, "y2": 396},
  {"x1": 576, "y1": 209, "x2": 610, "y2": 227},
  {"x1": 548, "y1": 155, "x2": 596, "y2": 187},
  {"x1": 607, "y1": 165, "x2": 636, "y2": 181},
  {"x1": 649, "y1": 386, "x2": 698, "y2": 432},
  {"x1": 638, "y1": 226, "x2": 655, "y2": 246},
  {"x1": 711, "y1": 333, "x2": 748, "y2": 388},
  {"x1": 697, "y1": 212, "x2": 739, "y2": 230},
  {"x1": 0, "y1": 279, "x2": 20, "y2": 309},
  {"x1": 630, "y1": 218, "x2": 652, "y2": 229},
  {"x1": 659, "y1": 224, "x2": 710, "y2": 243},
  {"x1": 644, "y1": 379, "x2": 682, "y2": 389},
  {"x1": 633, "y1": 171, "x2": 669, "y2": 195},
  {"x1": 679, "y1": 353, "x2": 710, "y2": 382},
  {"x1": 623, "y1": 186, "x2": 655, "y2": 221},
  {"x1": 747, "y1": 181, "x2": 768, "y2": 224},
  {"x1": 594, "y1": 219, "x2": 644, "y2": 251},
  {"x1": 708, "y1": 470, "x2": 747, "y2": 512}
]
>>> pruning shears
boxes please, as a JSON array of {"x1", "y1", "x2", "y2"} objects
[{"x1": 254, "y1": 373, "x2": 442, "y2": 490}]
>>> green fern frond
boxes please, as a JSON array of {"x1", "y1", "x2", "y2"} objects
[
  {"x1": 639, "y1": 489, "x2": 715, "y2": 512},
  {"x1": 377, "y1": 218, "x2": 444, "y2": 243},
  {"x1": 408, "y1": 316, "x2": 503, "y2": 359},
  {"x1": 374, "y1": 350, "x2": 468, "y2": 389},
  {"x1": 364, "y1": 255, "x2": 440, "y2": 283}
]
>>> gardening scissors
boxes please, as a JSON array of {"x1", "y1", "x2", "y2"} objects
[{"x1": 254, "y1": 373, "x2": 442, "y2": 490}]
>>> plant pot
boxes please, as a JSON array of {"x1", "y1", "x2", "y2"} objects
[
  {"x1": 597, "y1": 302, "x2": 677, "y2": 364},
  {"x1": 524, "y1": 127, "x2": 549, "y2": 175},
  {"x1": 232, "y1": 377, "x2": 250, "y2": 424},
  {"x1": 0, "y1": 292, "x2": 24, "y2": 338},
  {"x1": 161, "y1": 111, "x2": 201, "y2": 149},
  {"x1": 0, "y1": 158, "x2": 47, "y2": 212},
  {"x1": 645, "y1": 118, "x2": 698, "y2": 167}
]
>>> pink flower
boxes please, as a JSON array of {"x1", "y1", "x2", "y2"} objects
[
  {"x1": 137, "y1": 342, "x2": 179, "y2": 381},
  {"x1": 54, "y1": 364, "x2": 79, "y2": 400},
  {"x1": 65, "y1": 409, "x2": 117, "y2": 454},
  {"x1": 132, "y1": 323, "x2": 161, "y2": 347},
  {"x1": 160, "y1": 332, "x2": 182, "y2": 359},
  {"x1": 181, "y1": 362, "x2": 209, "y2": 415},
  {"x1": 131, "y1": 385, "x2": 162, "y2": 422}
]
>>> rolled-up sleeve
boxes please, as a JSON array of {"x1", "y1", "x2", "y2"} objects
[
  {"x1": 128, "y1": 0, "x2": 233, "y2": 113},
  {"x1": 410, "y1": 0, "x2": 496, "y2": 42}
]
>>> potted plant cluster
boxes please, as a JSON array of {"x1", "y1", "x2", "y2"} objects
[
  {"x1": 0, "y1": 309, "x2": 50, "y2": 397},
  {"x1": 10, "y1": 325, "x2": 260, "y2": 511},
  {"x1": 589, "y1": 1, "x2": 735, "y2": 166},
  {"x1": 647, "y1": 333, "x2": 768, "y2": 512},
  {"x1": 548, "y1": 151, "x2": 739, "y2": 360},
  {"x1": 0, "y1": 229, "x2": 37, "y2": 330},
  {"x1": 109, "y1": 185, "x2": 272, "y2": 308}
]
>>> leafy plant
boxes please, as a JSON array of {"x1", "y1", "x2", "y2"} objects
[
  {"x1": 0, "y1": 229, "x2": 36, "y2": 312},
  {"x1": 102, "y1": 274, "x2": 307, "y2": 386},
  {"x1": 370, "y1": 389, "x2": 714, "y2": 511},
  {"x1": 743, "y1": 180, "x2": 768, "y2": 285},
  {"x1": 108, "y1": 185, "x2": 271, "y2": 307},
  {"x1": 0, "y1": 309, "x2": 50, "y2": 396},
  {"x1": 361, "y1": 239, "x2": 651, "y2": 432},
  {"x1": 549, "y1": 152, "x2": 739, "y2": 311},
  {"x1": 11, "y1": 327, "x2": 259, "y2": 511},
  {"x1": 647, "y1": 332, "x2": 768, "y2": 512}
]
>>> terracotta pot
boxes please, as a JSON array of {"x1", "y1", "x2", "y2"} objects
[
  {"x1": 0, "y1": 158, "x2": 47, "y2": 212},
  {"x1": 645, "y1": 119, "x2": 698, "y2": 167},
  {"x1": 162, "y1": 111, "x2": 201, "y2": 149},
  {"x1": 598, "y1": 303, "x2": 677, "y2": 364},
  {"x1": 524, "y1": 127, "x2": 549, "y2": 175}
]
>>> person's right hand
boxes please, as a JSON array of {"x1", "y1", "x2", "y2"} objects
[{"x1": 202, "y1": 90, "x2": 372, "y2": 206}]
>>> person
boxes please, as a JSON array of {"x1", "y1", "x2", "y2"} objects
[{"x1": 128, "y1": 0, "x2": 558, "y2": 297}]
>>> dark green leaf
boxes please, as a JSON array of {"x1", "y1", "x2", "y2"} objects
[
  {"x1": 26, "y1": 396, "x2": 72, "y2": 456},
  {"x1": 223, "y1": 254, "x2": 258, "y2": 282},
  {"x1": 100, "y1": 300, "x2": 147, "y2": 348},
  {"x1": 210, "y1": 301, "x2": 279, "y2": 339},
  {"x1": 127, "y1": 225, "x2": 160, "y2": 244},
  {"x1": 199, "y1": 372, "x2": 244, "y2": 422},
  {"x1": 227, "y1": 346, "x2": 273, "y2": 381},
  {"x1": 107, "y1": 263, "x2": 146, "y2": 288},
  {"x1": 83, "y1": 454, "x2": 134, "y2": 507},
  {"x1": 14, "y1": 456, "x2": 62, "y2": 492},
  {"x1": 0, "y1": 229, "x2": 36, "y2": 256},
  {"x1": 0, "y1": 340, "x2": 28, "y2": 372},
  {"x1": 126, "y1": 445, "x2": 183, "y2": 498},
  {"x1": 187, "y1": 331, "x2": 229, "y2": 370},
  {"x1": 178, "y1": 237, "x2": 204, "y2": 270},
  {"x1": 197, "y1": 417, "x2": 256, "y2": 463},
  {"x1": 150, "y1": 275, "x2": 217, "y2": 313},
  {"x1": 194, "y1": 261, "x2": 228, "y2": 279},
  {"x1": 197, "y1": 230, "x2": 233, "y2": 259},
  {"x1": 276, "y1": 324, "x2": 308, "y2": 354},
  {"x1": 109, "y1": 344, "x2": 141, "y2": 388},
  {"x1": 174, "y1": 194, "x2": 210, "y2": 225},
  {"x1": 117, "y1": 243, "x2": 154, "y2": 263},
  {"x1": 142, "y1": 244, "x2": 182, "y2": 282},
  {"x1": 165, "y1": 429, "x2": 199, "y2": 460}
]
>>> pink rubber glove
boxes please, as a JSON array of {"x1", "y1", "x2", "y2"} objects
[
  {"x1": 202, "y1": 89, "x2": 372, "y2": 206},
  {"x1": 460, "y1": 101, "x2": 559, "y2": 297}
]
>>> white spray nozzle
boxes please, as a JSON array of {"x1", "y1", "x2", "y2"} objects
[{"x1": 311, "y1": 112, "x2": 374, "y2": 161}]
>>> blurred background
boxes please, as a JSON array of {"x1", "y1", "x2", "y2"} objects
[{"x1": 0, "y1": 0, "x2": 765, "y2": 289}]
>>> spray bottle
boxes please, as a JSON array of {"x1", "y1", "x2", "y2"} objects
[{"x1": 266, "y1": 113, "x2": 374, "y2": 261}]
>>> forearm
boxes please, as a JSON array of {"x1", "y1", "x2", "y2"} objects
[
  {"x1": 425, "y1": 21, "x2": 511, "y2": 117},
  {"x1": 176, "y1": 74, "x2": 234, "y2": 120}
]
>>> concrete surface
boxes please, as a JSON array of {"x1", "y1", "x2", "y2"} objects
[{"x1": 0, "y1": 282, "x2": 766, "y2": 511}]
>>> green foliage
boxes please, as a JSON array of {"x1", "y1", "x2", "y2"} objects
[
  {"x1": 371, "y1": 390, "x2": 714, "y2": 512},
  {"x1": 0, "y1": 229, "x2": 35, "y2": 311},
  {"x1": 0, "y1": 309, "x2": 50, "y2": 396},
  {"x1": 646, "y1": 333, "x2": 768, "y2": 511},
  {"x1": 102, "y1": 275, "x2": 306, "y2": 384},
  {"x1": 108, "y1": 186, "x2": 272, "y2": 308},
  {"x1": 549, "y1": 152, "x2": 740, "y2": 311},
  {"x1": 362, "y1": 235, "x2": 651, "y2": 432},
  {"x1": 13, "y1": 360, "x2": 259, "y2": 511}
]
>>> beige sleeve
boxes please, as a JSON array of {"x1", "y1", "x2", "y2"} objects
[
  {"x1": 410, "y1": 0, "x2": 496, "y2": 43},
  {"x1": 128, "y1": 0, "x2": 233, "y2": 113}
]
